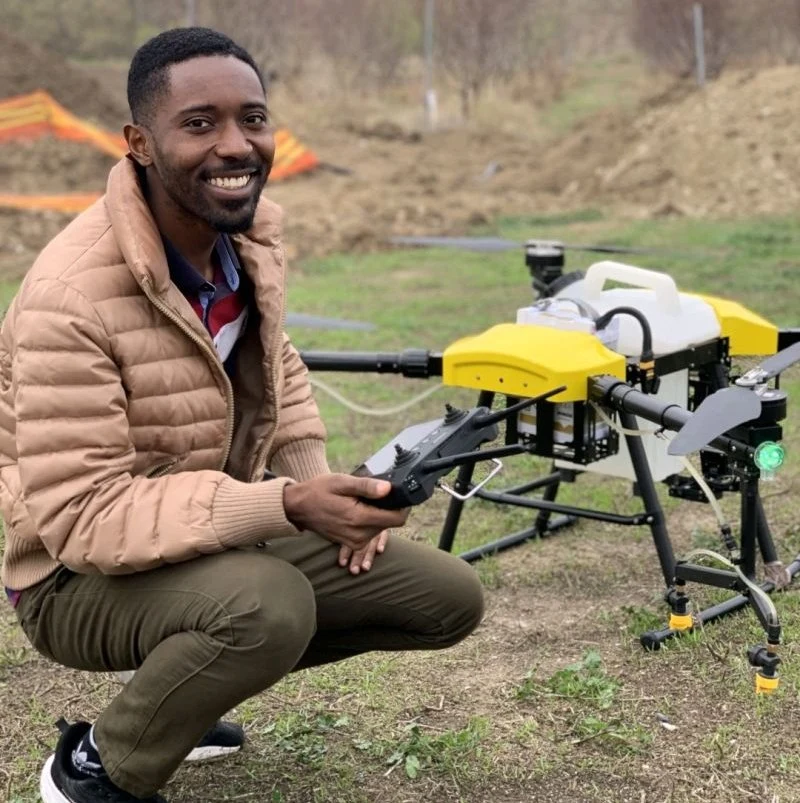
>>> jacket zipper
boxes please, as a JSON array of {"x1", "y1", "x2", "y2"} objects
[
  {"x1": 249, "y1": 356, "x2": 281, "y2": 482},
  {"x1": 141, "y1": 278, "x2": 235, "y2": 471},
  {"x1": 146, "y1": 459, "x2": 178, "y2": 478},
  {"x1": 248, "y1": 253, "x2": 288, "y2": 482}
]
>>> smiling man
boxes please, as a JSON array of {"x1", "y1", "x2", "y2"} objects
[{"x1": 0, "y1": 28, "x2": 484, "y2": 803}]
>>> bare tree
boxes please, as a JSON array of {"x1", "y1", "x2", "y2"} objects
[
  {"x1": 728, "y1": 0, "x2": 800, "y2": 65},
  {"x1": 631, "y1": 0, "x2": 731, "y2": 80},
  {"x1": 304, "y1": 0, "x2": 418, "y2": 92},
  {"x1": 197, "y1": 0, "x2": 419, "y2": 96},
  {"x1": 197, "y1": 0, "x2": 308, "y2": 85},
  {"x1": 3, "y1": 0, "x2": 141, "y2": 58},
  {"x1": 436, "y1": 0, "x2": 533, "y2": 117}
]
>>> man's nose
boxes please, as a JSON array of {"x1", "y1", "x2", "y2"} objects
[{"x1": 215, "y1": 121, "x2": 253, "y2": 160}]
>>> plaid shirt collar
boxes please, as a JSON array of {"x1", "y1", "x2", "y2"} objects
[{"x1": 163, "y1": 234, "x2": 241, "y2": 295}]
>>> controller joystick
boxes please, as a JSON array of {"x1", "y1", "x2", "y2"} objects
[
  {"x1": 393, "y1": 444, "x2": 418, "y2": 466},
  {"x1": 444, "y1": 403, "x2": 468, "y2": 425}
]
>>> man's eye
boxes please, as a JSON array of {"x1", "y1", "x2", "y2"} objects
[
  {"x1": 185, "y1": 118, "x2": 212, "y2": 129},
  {"x1": 244, "y1": 113, "x2": 267, "y2": 126}
]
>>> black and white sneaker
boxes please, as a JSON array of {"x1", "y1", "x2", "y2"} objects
[
  {"x1": 185, "y1": 720, "x2": 245, "y2": 762},
  {"x1": 40, "y1": 720, "x2": 168, "y2": 803}
]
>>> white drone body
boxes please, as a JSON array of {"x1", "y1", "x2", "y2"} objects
[{"x1": 517, "y1": 261, "x2": 722, "y2": 481}]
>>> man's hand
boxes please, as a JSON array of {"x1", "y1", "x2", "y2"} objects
[
  {"x1": 283, "y1": 474, "x2": 408, "y2": 552},
  {"x1": 338, "y1": 529, "x2": 390, "y2": 575}
]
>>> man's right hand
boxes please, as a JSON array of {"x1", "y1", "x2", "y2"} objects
[{"x1": 282, "y1": 474, "x2": 409, "y2": 551}]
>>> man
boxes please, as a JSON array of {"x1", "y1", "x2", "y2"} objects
[{"x1": 0, "y1": 27, "x2": 484, "y2": 803}]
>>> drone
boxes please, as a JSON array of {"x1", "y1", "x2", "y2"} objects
[{"x1": 300, "y1": 237, "x2": 800, "y2": 693}]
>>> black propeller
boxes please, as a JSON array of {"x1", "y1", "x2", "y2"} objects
[
  {"x1": 668, "y1": 343, "x2": 800, "y2": 456},
  {"x1": 667, "y1": 387, "x2": 762, "y2": 456},
  {"x1": 736, "y1": 342, "x2": 800, "y2": 387},
  {"x1": 285, "y1": 313, "x2": 375, "y2": 331},
  {"x1": 388, "y1": 235, "x2": 677, "y2": 257}
]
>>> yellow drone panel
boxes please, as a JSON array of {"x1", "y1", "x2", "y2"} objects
[
  {"x1": 442, "y1": 323, "x2": 626, "y2": 402},
  {"x1": 693, "y1": 294, "x2": 778, "y2": 356}
]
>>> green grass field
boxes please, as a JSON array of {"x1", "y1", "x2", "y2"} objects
[{"x1": 3, "y1": 211, "x2": 800, "y2": 802}]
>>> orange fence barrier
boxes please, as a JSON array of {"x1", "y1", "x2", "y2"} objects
[
  {"x1": 0, "y1": 193, "x2": 104, "y2": 213},
  {"x1": 0, "y1": 90, "x2": 127, "y2": 158},
  {"x1": 0, "y1": 91, "x2": 320, "y2": 213}
]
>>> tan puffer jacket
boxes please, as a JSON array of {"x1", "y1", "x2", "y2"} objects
[{"x1": 0, "y1": 157, "x2": 330, "y2": 591}]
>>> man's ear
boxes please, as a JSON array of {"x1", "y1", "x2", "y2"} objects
[{"x1": 124, "y1": 123, "x2": 153, "y2": 167}]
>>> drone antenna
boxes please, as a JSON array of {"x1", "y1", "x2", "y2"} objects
[{"x1": 473, "y1": 386, "x2": 566, "y2": 427}]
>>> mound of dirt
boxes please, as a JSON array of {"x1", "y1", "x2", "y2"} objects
[
  {"x1": 0, "y1": 27, "x2": 127, "y2": 128},
  {"x1": 270, "y1": 66, "x2": 800, "y2": 257},
  {"x1": 0, "y1": 137, "x2": 115, "y2": 194},
  {"x1": 267, "y1": 123, "x2": 547, "y2": 260},
  {"x1": 530, "y1": 66, "x2": 800, "y2": 217}
]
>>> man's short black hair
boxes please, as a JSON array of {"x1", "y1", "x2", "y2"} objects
[{"x1": 127, "y1": 27, "x2": 264, "y2": 125}]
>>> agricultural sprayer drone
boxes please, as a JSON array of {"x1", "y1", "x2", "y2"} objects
[{"x1": 300, "y1": 239, "x2": 800, "y2": 693}]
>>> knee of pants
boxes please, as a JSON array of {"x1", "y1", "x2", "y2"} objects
[
  {"x1": 443, "y1": 558, "x2": 485, "y2": 645},
  {"x1": 421, "y1": 553, "x2": 485, "y2": 648},
  {"x1": 203, "y1": 553, "x2": 317, "y2": 672}
]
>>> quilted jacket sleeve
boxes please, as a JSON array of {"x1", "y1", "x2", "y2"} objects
[
  {"x1": 267, "y1": 333, "x2": 331, "y2": 481},
  {"x1": 14, "y1": 278, "x2": 299, "y2": 575}
]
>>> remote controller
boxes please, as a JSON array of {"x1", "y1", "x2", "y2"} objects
[{"x1": 352, "y1": 404, "x2": 500, "y2": 509}]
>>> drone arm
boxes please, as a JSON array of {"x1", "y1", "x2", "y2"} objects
[
  {"x1": 592, "y1": 376, "x2": 684, "y2": 426},
  {"x1": 591, "y1": 376, "x2": 755, "y2": 461},
  {"x1": 300, "y1": 349, "x2": 443, "y2": 378},
  {"x1": 778, "y1": 328, "x2": 800, "y2": 350}
]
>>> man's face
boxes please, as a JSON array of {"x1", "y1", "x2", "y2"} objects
[{"x1": 144, "y1": 55, "x2": 275, "y2": 234}]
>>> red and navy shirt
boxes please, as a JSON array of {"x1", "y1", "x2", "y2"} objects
[
  {"x1": 164, "y1": 234, "x2": 250, "y2": 375},
  {"x1": 4, "y1": 235, "x2": 250, "y2": 608}
]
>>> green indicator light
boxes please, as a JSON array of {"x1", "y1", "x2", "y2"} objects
[{"x1": 754, "y1": 441, "x2": 785, "y2": 473}]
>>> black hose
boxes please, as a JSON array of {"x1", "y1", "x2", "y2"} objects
[
  {"x1": 595, "y1": 306, "x2": 654, "y2": 362},
  {"x1": 595, "y1": 306, "x2": 657, "y2": 393}
]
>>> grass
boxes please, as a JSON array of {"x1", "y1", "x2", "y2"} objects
[{"x1": 4, "y1": 210, "x2": 800, "y2": 802}]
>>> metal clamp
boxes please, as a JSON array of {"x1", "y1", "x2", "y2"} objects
[{"x1": 438, "y1": 459, "x2": 503, "y2": 501}]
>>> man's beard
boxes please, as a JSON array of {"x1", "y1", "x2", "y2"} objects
[
  {"x1": 153, "y1": 146, "x2": 268, "y2": 234},
  {"x1": 205, "y1": 196, "x2": 261, "y2": 234}
]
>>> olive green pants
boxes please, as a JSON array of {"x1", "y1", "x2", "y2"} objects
[{"x1": 16, "y1": 532, "x2": 484, "y2": 798}]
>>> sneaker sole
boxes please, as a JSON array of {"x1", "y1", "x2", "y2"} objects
[
  {"x1": 40, "y1": 755, "x2": 72, "y2": 803},
  {"x1": 184, "y1": 744, "x2": 242, "y2": 762}
]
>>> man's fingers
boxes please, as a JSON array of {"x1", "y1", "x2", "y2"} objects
[
  {"x1": 338, "y1": 474, "x2": 392, "y2": 500},
  {"x1": 351, "y1": 537, "x2": 380, "y2": 574},
  {"x1": 377, "y1": 529, "x2": 389, "y2": 553},
  {"x1": 338, "y1": 544, "x2": 352, "y2": 567}
]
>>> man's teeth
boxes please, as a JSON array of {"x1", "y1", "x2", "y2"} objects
[{"x1": 207, "y1": 175, "x2": 252, "y2": 189}]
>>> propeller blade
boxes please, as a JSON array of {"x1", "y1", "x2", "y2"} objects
[
  {"x1": 565, "y1": 243, "x2": 664, "y2": 256},
  {"x1": 389, "y1": 235, "x2": 522, "y2": 252},
  {"x1": 389, "y1": 235, "x2": 690, "y2": 258},
  {"x1": 285, "y1": 313, "x2": 376, "y2": 331},
  {"x1": 668, "y1": 387, "x2": 762, "y2": 456},
  {"x1": 757, "y1": 341, "x2": 800, "y2": 381}
]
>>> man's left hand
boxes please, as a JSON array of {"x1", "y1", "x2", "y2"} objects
[{"x1": 338, "y1": 529, "x2": 390, "y2": 574}]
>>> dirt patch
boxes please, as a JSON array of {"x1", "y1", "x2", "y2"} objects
[
  {"x1": 0, "y1": 27, "x2": 127, "y2": 127},
  {"x1": 0, "y1": 208, "x2": 74, "y2": 279},
  {"x1": 534, "y1": 65, "x2": 800, "y2": 218},
  {"x1": 0, "y1": 137, "x2": 111, "y2": 279},
  {"x1": 0, "y1": 137, "x2": 115, "y2": 195}
]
